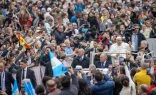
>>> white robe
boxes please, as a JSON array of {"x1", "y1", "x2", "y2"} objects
[{"x1": 109, "y1": 42, "x2": 131, "y2": 58}]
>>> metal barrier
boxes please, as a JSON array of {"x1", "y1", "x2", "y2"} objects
[{"x1": 147, "y1": 38, "x2": 156, "y2": 57}]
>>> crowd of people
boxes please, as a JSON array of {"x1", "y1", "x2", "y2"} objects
[{"x1": 0, "y1": 0, "x2": 156, "y2": 94}]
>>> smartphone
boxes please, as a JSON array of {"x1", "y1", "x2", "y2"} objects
[
  {"x1": 146, "y1": 68, "x2": 150, "y2": 75},
  {"x1": 108, "y1": 65, "x2": 112, "y2": 71},
  {"x1": 84, "y1": 25, "x2": 89, "y2": 28},
  {"x1": 119, "y1": 57, "x2": 125, "y2": 65}
]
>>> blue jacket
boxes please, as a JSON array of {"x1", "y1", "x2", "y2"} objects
[
  {"x1": 87, "y1": 75, "x2": 115, "y2": 95},
  {"x1": 70, "y1": 15, "x2": 77, "y2": 24},
  {"x1": 74, "y1": 4, "x2": 84, "y2": 12}
]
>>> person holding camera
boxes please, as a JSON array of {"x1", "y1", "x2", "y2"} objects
[
  {"x1": 60, "y1": 67, "x2": 79, "y2": 95},
  {"x1": 124, "y1": 51, "x2": 138, "y2": 70},
  {"x1": 119, "y1": 62, "x2": 136, "y2": 95},
  {"x1": 87, "y1": 71, "x2": 115, "y2": 95}
]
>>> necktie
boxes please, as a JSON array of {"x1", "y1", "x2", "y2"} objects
[
  {"x1": 22, "y1": 69, "x2": 25, "y2": 80},
  {"x1": 101, "y1": 63, "x2": 103, "y2": 68},
  {"x1": 94, "y1": 48, "x2": 97, "y2": 53},
  {"x1": 80, "y1": 57, "x2": 83, "y2": 62}
]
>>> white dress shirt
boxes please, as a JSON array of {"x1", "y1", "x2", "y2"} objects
[
  {"x1": 0, "y1": 71, "x2": 6, "y2": 91},
  {"x1": 27, "y1": 57, "x2": 31, "y2": 66}
]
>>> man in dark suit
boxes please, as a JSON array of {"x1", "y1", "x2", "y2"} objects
[
  {"x1": 0, "y1": 62, "x2": 14, "y2": 95},
  {"x1": 95, "y1": 53, "x2": 112, "y2": 68},
  {"x1": 72, "y1": 48, "x2": 90, "y2": 68},
  {"x1": 16, "y1": 59, "x2": 37, "y2": 90},
  {"x1": 86, "y1": 40, "x2": 98, "y2": 57}
]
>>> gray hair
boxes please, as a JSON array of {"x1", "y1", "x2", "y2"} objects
[
  {"x1": 100, "y1": 53, "x2": 107, "y2": 59},
  {"x1": 141, "y1": 62, "x2": 149, "y2": 69},
  {"x1": 140, "y1": 84, "x2": 148, "y2": 93},
  {"x1": 89, "y1": 64, "x2": 96, "y2": 71},
  {"x1": 64, "y1": 39, "x2": 70, "y2": 43},
  {"x1": 141, "y1": 40, "x2": 148, "y2": 45}
]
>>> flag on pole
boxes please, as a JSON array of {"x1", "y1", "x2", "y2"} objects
[
  {"x1": 27, "y1": 81, "x2": 36, "y2": 95},
  {"x1": 49, "y1": 51, "x2": 68, "y2": 77},
  {"x1": 17, "y1": 34, "x2": 31, "y2": 50},
  {"x1": 12, "y1": 80, "x2": 19, "y2": 95}
]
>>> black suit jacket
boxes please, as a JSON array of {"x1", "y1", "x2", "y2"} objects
[
  {"x1": 2, "y1": 71, "x2": 14, "y2": 95},
  {"x1": 16, "y1": 68, "x2": 37, "y2": 90},
  {"x1": 86, "y1": 48, "x2": 97, "y2": 57},
  {"x1": 71, "y1": 56, "x2": 90, "y2": 68},
  {"x1": 95, "y1": 61, "x2": 112, "y2": 68},
  {"x1": 45, "y1": 62, "x2": 53, "y2": 77}
]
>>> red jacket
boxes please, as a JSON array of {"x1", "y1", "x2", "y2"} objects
[{"x1": 146, "y1": 85, "x2": 156, "y2": 94}]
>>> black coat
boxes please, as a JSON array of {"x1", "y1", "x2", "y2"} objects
[
  {"x1": 44, "y1": 62, "x2": 53, "y2": 77},
  {"x1": 72, "y1": 56, "x2": 90, "y2": 68},
  {"x1": 95, "y1": 61, "x2": 112, "y2": 68},
  {"x1": 150, "y1": 29, "x2": 156, "y2": 38},
  {"x1": 16, "y1": 68, "x2": 37, "y2": 90},
  {"x1": 88, "y1": 16, "x2": 99, "y2": 30},
  {"x1": 54, "y1": 30, "x2": 66, "y2": 45},
  {"x1": 86, "y1": 48, "x2": 97, "y2": 58},
  {"x1": 60, "y1": 74, "x2": 79, "y2": 95},
  {"x1": 2, "y1": 71, "x2": 14, "y2": 95}
]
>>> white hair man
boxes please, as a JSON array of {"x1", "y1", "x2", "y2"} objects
[{"x1": 109, "y1": 36, "x2": 131, "y2": 59}]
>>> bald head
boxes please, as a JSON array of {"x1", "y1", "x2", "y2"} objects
[
  {"x1": 140, "y1": 84, "x2": 148, "y2": 94},
  {"x1": 141, "y1": 40, "x2": 148, "y2": 48},
  {"x1": 141, "y1": 62, "x2": 149, "y2": 69},
  {"x1": 78, "y1": 49, "x2": 84, "y2": 56},
  {"x1": 46, "y1": 80, "x2": 56, "y2": 91},
  {"x1": 100, "y1": 53, "x2": 107, "y2": 62}
]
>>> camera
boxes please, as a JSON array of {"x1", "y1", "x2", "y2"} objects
[
  {"x1": 119, "y1": 57, "x2": 126, "y2": 64},
  {"x1": 119, "y1": 57, "x2": 130, "y2": 65}
]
